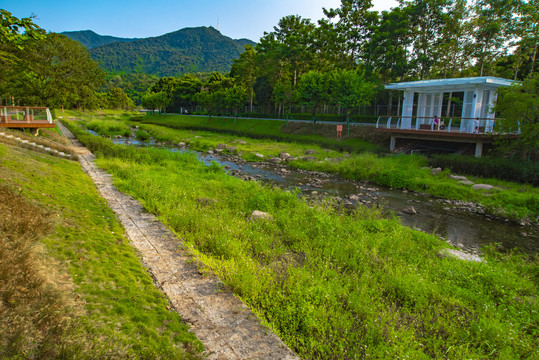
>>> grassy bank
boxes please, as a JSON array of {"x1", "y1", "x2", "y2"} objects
[
  {"x1": 66, "y1": 123, "x2": 539, "y2": 359},
  {"x1": 0, "y1": 139, "x2": 203, "y2": 358},
  {"x1": 138, "y1": 113, "x2": 385, "y2": 153},
  {"x1": 68, "y1": 112, "x2": 539, "y2": 221}
]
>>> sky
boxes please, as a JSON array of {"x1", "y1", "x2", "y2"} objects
[{"x1": 3, "y1": 0, "x2": 398, "y2": 42}]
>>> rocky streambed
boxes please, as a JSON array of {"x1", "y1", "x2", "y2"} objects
[{"x1": 108, "y1": 133, "x2": 538, "y2": 255}]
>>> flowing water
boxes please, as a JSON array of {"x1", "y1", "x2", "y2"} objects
[{"x1": 99, "y1": 132, "x2": 538, "y2": 255}]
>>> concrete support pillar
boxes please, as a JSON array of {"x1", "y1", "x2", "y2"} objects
[
  {"x1": 475, "y1": 141, "x2": 483, "y2": 158},
  {"x1": 390, "y1": 136, "x2": 396, "y2": 152}
]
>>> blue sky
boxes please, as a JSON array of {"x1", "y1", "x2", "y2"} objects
[{"x1": 3, "y1": 0, "x2": 398, "y2": 42}]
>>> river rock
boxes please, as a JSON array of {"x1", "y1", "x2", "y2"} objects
[
  {"x1": 271, "y1": 157, "x2": 282, "y2": 164},
  {"x1": 471, "y1": 184, "x2": 495, "y2": 191},
  {"x1": 431, "y1": 167, "x2": 443, "y2": 175},
  {"x1": 450, "y1": 175, "x2": 468, "y2": 181},
  {"x1": 197, "y1": 197, "x2": 216, "y2": 206},
  {"x1": 216, "y1": 143, "x2": 228, "y2": 149},
  {"x1": 279, "y1": 152, "x2": 291, "y2": 160},
  {"x1": 285, "y1": 156, "x2": 298, "y2": 162},
  {"x1": 254, "y1": 153, "x2": 264, "y2": 158},
  {"x1": 301, "y1": 156, "x2": 318, "y2": 162},
  {"x1": 440, "y1": 249, "x2": 483, "y2": 262},
  {"x1": 349, "y1": 195, "x2": 360, "y2": 201},
  {"x1": 304, "y1": 149, "x2": 317, "y2": 155},
  {"x1": 250, "y1": 210, "x2": 273, "y2": 221},
  {"x1": 459, "y1": 180, "x2": 475, "y2": 185},
  {"x1": 194, "y1": 136, "x2": 203, "y2": 139},
  {"x1": 404, "y1": 206, "x2": 417, "y2": 214},
  {"x1": 343, "y1": 199, "x2": 354, "y2": 206}
]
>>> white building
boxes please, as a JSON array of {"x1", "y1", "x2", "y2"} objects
[{"x1": 385, "y1": 76, "x2": 515, "y2": 133}]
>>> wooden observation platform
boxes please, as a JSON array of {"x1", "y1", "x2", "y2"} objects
[{"x1": 0, "y1": 106, "x2": 55, "y2": 129}]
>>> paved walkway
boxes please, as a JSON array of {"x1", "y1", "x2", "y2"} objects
[{"x1": 58, "y1": 122, "x2": 299, "y2": 360}]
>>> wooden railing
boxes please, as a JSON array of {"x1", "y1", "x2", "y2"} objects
[{"x1": 0, "y1": 106, "x2": 53, "y2": 125}]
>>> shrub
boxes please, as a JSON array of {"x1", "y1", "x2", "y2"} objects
[{"x1": 429, "y1": 154, "x2": 539, "y2": 186}]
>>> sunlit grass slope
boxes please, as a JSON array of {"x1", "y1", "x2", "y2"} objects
[{"x1": 0, "y1": 140, "x2": 203, "y2": 359}]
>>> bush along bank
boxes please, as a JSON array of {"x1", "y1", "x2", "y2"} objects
[
  {"x1": 76, "y1": 113, "x2": 539, "y2": 222},
  {"x1": 65, "y1": 123, "x2": 539, "y2": 359},
  {"x1": 429, "y1": 153, "x2": 539, "y2": 186}
]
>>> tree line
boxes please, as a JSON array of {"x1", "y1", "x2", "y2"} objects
[
  {"x1": 1, "y1": 0, "x2": 538, "y2": 122},
  {"x1": 140, "y1": 0, "x2": 538, "y2": 118}
]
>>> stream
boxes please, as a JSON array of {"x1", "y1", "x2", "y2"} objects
[{"x1": 98, "y1": 132, "x2": 538, "y2": 255}]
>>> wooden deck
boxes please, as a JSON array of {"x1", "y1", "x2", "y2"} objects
[
  {"x1": 0, "y1": 106, "x2": 55, "y2": 129},
  {"x1": 374, "y1": 127, "x2": 518, "y2": 157}
]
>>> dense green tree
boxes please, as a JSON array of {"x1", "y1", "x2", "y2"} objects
[
  {"x1": 323, "y1": 0, "x2": 378, "y2": 67},
  {"x1": 224, "y1": 85, "x2": 248, "y2": 119},
  {"x1": 0, "y1": 10, "x2": 46, "y2": 105},
  {"x1": 150, "y1": 77, "x2": 179, "y2": 99},
  {"x1": 272, "y1": 77, "x2": 295, "y2": 117},
  {"x1": 495, "y1": 73, "x2": 539, "y2": 156},
  {"x1": 472, "y1": 0, "x2": 518, "y2": 76},
  {"x1": 142, "y1": 91, "x2": 170, "y2": 113},
  {"x1": 330, "y1": 69, "x2": 376, "y2": 125},
  {"x1": 257, "y1": 15, "x2": 316, "y2": 87},
  {"x1": 104, "y1": 72, "x2": 158, "y2": 105},
  {"x1": 432, "y1": 0, "x2": 474, "y2": 78},
  {"x1": 399, "y1": 0, "x2": 451, "y2": 79},
  {"x1": 231, "y1": 44, "x2": 258, "y2": 112},
  {"x1": 295, "y1": 71, "x2": 331, "y2": 119},
  {"x1": 106, "y1": 87, "x2": 131, "y2": 109},
  {"x1": 365, "y1": 7, "x2": 411, "y2": 82},
  {"x1": 0, "y1": 10, "x2": 44, "y2": 50},
  {"x1": 10, "y1": 33, "x2": 104, "y2": 109},
  {"x1": 169, "y1": 74, "x2": 202, "y2": 113},
  {"x1": 510, "y1": 0, "x2": 539, "y2": 79}
]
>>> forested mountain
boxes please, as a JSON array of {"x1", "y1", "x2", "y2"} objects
[
  {"x1": 62, "y1": 30, "x2": 139, "y2": 49},
  {"x1": 84, "y1": 27, "x2": 255, "y2": 76}
]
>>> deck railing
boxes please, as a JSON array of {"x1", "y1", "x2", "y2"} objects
[
  {"x1": 0, "y1": 106, "x2": 52, "y2": 125},
  {"x1": 375, "y1": 116, "x2": 505, "y2": 134}
]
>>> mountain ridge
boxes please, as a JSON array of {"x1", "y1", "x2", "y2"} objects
[
  {"x1": 61, "y1": 30, "x2": 140, "y2": 49},
  {"x1": 62, "y1": 27, "x2": 256, "y2": 77}
]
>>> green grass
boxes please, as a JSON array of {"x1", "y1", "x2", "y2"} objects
[
  {"x1": 86, "y1": 113, "x2": 539, "y2": 221},
  {"x1": 66, "y1": 124, "x2": 539, "y2": 359},
  {"x1": 137, "y1": 113, "x2": 383, "y2": 153},
  {"x1": 0, "y1": 140, "x2": 204, "y2": 359}
]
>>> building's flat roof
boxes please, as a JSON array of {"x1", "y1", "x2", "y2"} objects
[{"x1": 385, "y1": 76, "x2": 515, "y2": 91}]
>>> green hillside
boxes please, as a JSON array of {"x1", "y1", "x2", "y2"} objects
[
  {"x1": 85, "y1": 26, "x2": 255, "y2": 76},
  {"x1": 62, "y1": 29, "x2": 139, "y2": 49}
]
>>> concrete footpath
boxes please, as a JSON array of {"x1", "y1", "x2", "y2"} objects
[{"x1": 58, "y1": 122, "x2": 299, "y2": 360}]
